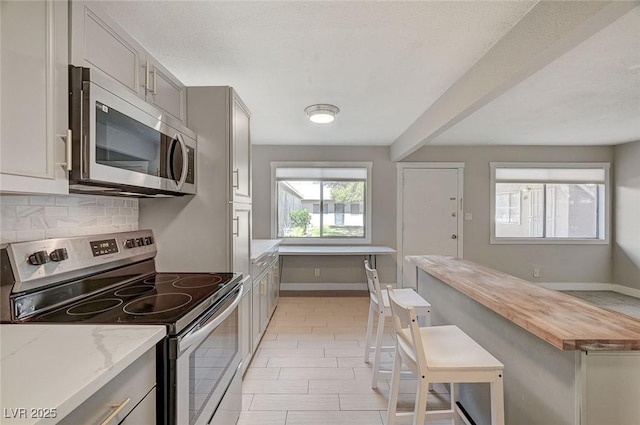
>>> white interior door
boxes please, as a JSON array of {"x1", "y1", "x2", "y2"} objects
[{"x1": 399, "y1": 166, "x2": 462, "y2": 289}]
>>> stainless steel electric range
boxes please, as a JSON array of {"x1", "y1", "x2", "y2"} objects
[{"x1": 0, "y1": 229, "x2": 243, "y2": 425}]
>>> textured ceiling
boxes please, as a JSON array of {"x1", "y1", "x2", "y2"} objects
[
  {"x1": 101, "y1": 1, "x2": 639, "y2": 148},
  {"x1": 101, "y1": 1, "x2": 537, "y2": 145},
  {"x1": 430, "y1": 6, "x2": 640, "y2": 146}
]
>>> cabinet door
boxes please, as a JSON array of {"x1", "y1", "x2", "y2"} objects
[
  {"x1": 70, "y1": 1, "x2": 145, "y2": 98},
  {"x1": 231, "y1": 203, "x2": 252, "y2": 280},
  {"x1": 120, "y1": 388, "x2": 156, "y2": 424},
  {"x1": 240, "y1": 284, "x2": 252, "y2": 374},
  {"x1": 231, "y1": 91, "x2": 251, "y2": 203},
  {"x1": 252, "y1": 280, "x2": 261, "y2": 349},
  {"x1": 259, "y1": 273, "x2": 269, "y2": 334},
  {"x1": 0, "y1": 0, "x2": 69, "y2": 194},
  {"x1": 146, "y1": 58, "x2": 187, "y2": 123}
]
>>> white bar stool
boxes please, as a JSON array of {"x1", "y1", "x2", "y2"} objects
[
  {"x1": 386, "y1": 285, "x2": 505, "y2": 425},
  {"x1": 363, "y1": 259, "x2": 431, "y2": 388}
]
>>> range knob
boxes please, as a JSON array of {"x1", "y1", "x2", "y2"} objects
[
  {"x1": 49, "y1": 248, "x2": 68, "y2": 262},
  {"x1": 136, "y1": 238, "x2": 144, "y2": 247},
  {"x1": 28, "y1": 251, "x2": 50, "y2": 266},
  {"x1": 125, "y1": 239, "x2": 135, "y2": 249},
  {"x1": 144, "y1": 236, "x2": 153, "y2": 245}
]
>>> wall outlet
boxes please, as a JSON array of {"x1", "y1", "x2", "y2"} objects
[
  {"x1": 314, "y1": 268, "x2": 320, "y2": 277},
  {"x1": 533, "y1": 268, "x2": 540, "y2": 278}
]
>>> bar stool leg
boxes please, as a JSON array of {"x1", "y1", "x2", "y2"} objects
[
  {"x1": 414, "y1": 376, "x2": 429, "y2": 425},
  {"x1": 364, "y1": 301, "x2": 375, "y2": 363},
  {"x1": 453, "y1": 383, "x2": 462, "y2": 425},
  {"x1": 371, "y1": 310, "x2": 386, "y2": 388},
  {"x1": 490, "y1": 372, "x2": 505, "y2": 425},
  {"x1": 387, "y1": 350, "x2": 402, "y2": 425}
]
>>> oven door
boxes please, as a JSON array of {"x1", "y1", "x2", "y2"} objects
[{"x1": 173, "y1": 284, "x2": 243, "y2": 425}]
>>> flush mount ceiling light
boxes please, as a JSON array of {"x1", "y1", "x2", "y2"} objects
[{"x1": 304, "y1": 104, "x2": 340, "y2": 124}]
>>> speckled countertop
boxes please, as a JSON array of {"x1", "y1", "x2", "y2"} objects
[{"x1": 0, "y1": 324, "x2": 166, "y2": 424}]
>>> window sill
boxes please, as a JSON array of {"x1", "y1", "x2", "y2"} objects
[{"x1": 490, "y1": 238, "x2": 609, "y2": 245}]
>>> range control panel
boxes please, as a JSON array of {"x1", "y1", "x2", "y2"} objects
[{"x1": 5, "y1": 229, "x2": 157, "y2": 293}]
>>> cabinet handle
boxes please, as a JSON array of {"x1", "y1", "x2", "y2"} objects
[
  {"x1": 58, "y1": 129, "x2": 72, "y2": 171},
  {"x1": 98, "y1": 397, "x2": 130, "y2": 425},
  {"x1": 232, "y1": 169, "x2": 240, "y2": 189},
  {"x1": 144, "y1": 61, "x2": 150, "y2": 92},
  {"x1": 232, "y1": 217, "x2": 239, "y2": 236},
  {"x1": 152, "y1": 68, "x2": 158, "y2": 95}
]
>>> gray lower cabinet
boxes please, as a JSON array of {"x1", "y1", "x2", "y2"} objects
[
  {"x1": 70, "y1": 1, "x2": 187, "y2": 123},
  {"x1": 244, "y1": 249, "x2": 280, "y2": 372},
  {"x1": 59, "y1": 347, "x2": 156, "y2": 424},
  {"x1": 0, "y1": 0, "x2": 69, "y2": 195},
  {"x1": 240, "y1": 280, "x2": 252, "y2": 374}
]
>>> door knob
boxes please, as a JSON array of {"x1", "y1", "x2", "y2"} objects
[{"x1": 451, "y1": 235, "x2": 457, "y2": 239}]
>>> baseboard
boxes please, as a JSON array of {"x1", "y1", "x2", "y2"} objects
[
  {"x1": 280, "y1": 282, "x2": 368, "y2": 291},
  {"x1": 538, "y1": 282, "x2": 640, "y2": 298}
]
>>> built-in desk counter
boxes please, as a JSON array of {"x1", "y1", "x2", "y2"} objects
[{"x1": 408, "y1": 255, "x2": 640, "y2": 425}]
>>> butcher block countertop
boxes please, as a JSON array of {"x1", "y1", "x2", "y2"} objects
[{"x1": 408, "y1": 255, "x2": 640, "y2": 351}]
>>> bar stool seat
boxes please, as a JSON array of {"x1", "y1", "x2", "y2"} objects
[
  {"x1": 386, "y1": 285, "x2": 505, "y2": 425},
  {"x1": 364, "y1": 260, "x2": 431, "y2": 388}
]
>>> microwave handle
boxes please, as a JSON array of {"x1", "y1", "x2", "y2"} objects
[
  {"x1": 178, "y1": 283, "x2": 243, "y2": 353},
  {"x1": 174, "y1": 134, "x2": 189, "y2": 190}
]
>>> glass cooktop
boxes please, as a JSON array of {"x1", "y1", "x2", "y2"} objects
[{"x1": 25, "y1": 273, "x2": 240, "y2": 332}]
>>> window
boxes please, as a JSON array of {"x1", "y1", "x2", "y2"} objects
[
  {"x1": 495, "y1": 191, "x2": 521, "y2": 224},
  {"x1": 272, "y1": 162, "x2": 372, "y2": 244},
  {"x1": 490, "y1": 163, "x2": 609, "y2": 244}
]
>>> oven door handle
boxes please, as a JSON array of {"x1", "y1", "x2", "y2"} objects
[{"x1": 178, "y1": 283, "x2": 243, "y2": 353}]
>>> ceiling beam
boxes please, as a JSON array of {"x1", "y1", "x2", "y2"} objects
[{"x1": 390, "y1": 1, "x2": 639, "y2": 162}]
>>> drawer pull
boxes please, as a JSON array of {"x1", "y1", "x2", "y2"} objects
[{"x1": 99, "y1": 397, "x2": 131, "y2": 425}]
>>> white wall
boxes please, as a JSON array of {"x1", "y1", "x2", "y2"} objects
[
  {"x1": 0, "y1": 194, "x2": 138, "y2": 243},
  {"x1": 404, "y1": 144, "x2": 614, "y2": 283},
  {"x1": 613, "y1": 141, "x2": 640, "y2": 289}
]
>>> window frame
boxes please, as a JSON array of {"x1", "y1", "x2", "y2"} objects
[
  {"x1": 490, "y1": 162, "x2": 610, "y2": 245},
  {"x1": 271, "y1": 161, "x2": 373, "y2": 245}
]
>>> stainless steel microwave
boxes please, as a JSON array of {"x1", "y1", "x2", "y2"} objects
[{"x1": 69, "y1": 66, "x2": 196, "y2": 197}]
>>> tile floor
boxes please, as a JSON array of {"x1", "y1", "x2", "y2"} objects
[{"x1": 238, "y1": 296, "x2": 452, "y2": 425}]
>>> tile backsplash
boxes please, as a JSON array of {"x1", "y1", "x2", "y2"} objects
[{"x1": 0, "y1": 195, "x2": 139, "y2": 244}]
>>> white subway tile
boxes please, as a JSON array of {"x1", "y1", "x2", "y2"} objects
[
  {"x1": 120, "y1": 224, "x2": 133, "y2": 232},
  {"x1": 0, "y1": 195, "x2": 29, "y2": 206},
  {"x1": 55, "y1": 195, "x2": 97, "y2": 206},
  {"x1": 112, "y1": 199, "x2": 127, "y2": 207},
  {"x1": 1, "y1": 206, "x2": 17, "y2": 219},
  {"x1": 44, "y1": 207, "x2": 68, "y2": 217},
  {"x1": 96, "y1": 197, "x2": 114, "y2": 207},
  {"x1": 119, "y1": 208, "x2": 133, "y2": 216},
  {"x1": 105, "y1": 207, "x2": 119, "y2": 215},
  {"x1": 126, "y1": 216, "x2": 138, "y2": 224},
  {"x1": 45, "y1": 228, "x2": 70, "y2": 239},
  {"x1": 132, "y1": 208, "x2": 139, "y2": 217},
  {"x1": 89, "y1": 206, "x2": 106, "y2": 216},
  {"x1": 68, "y1": 207, "x2": 89, "y2": 217},
  {"x1": 97, "y1": 216, "x2": 112, "y2": 226},
  {"x1": 29, "y1": 196, "x2": 56, "y2": 206},
  {"x1": 16, "y1": 206, "x2": 44, "y2": 218},
  {"x1": 0, "y1": 231, "x2": 17, "y2": 244},
  {"x1": 31, "y1": 217, "x2": 47, "y2": 229},
  {"x1": 112, "y1": 216, "x2": 127, "y2": 225},
  {"x1": 0, "y1": 218, "x2": 31, "y2": 231},
  {"x1": 16, "y1": 229, "x2": 46, "y2": 242}
]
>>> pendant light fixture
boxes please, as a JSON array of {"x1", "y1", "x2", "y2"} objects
[{"x1": 304, "y1": 104, "x2": 340, "y2": 124}]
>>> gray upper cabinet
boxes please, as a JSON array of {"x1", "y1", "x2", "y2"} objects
[
  {"x1": 70, "y1": 1, "x2": 187, "y2": 123},
  {"x1": 144, "y1": 58, "x2": 187, "y2": 122},
  {"x1": 0, "y1": 0, "x2": 70, "y2": 195},
  {"x1": 231, "y1": 92, "x2": 252, "y2": 203}
]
